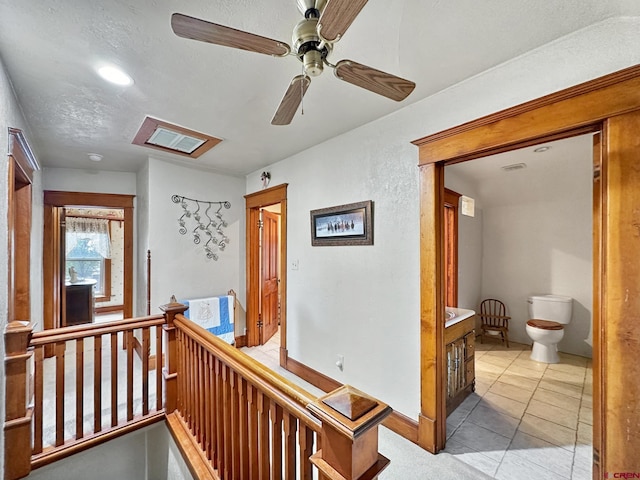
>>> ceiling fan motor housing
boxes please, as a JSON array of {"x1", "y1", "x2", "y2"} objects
[{"x1": 293, "y1": 18, "x2": 330, "y2": 77}]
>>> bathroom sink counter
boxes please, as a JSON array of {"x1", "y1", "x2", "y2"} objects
[{"x1": 445, "y1": 307, "x2": 475, "y2": 328}]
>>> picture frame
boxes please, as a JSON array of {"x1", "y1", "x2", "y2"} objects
[{"x1": 310, "y1": 200, "x2": 373, "y2": 246}]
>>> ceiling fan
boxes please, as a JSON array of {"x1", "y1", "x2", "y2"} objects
[{"x1": 171, "y1": 0, "x2": 416, "y2": 125}]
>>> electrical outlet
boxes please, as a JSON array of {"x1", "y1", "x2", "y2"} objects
[
  {"x1": 336, "y1": 354, "x2": 344, "y2": 371},
  {"x1": 291, "y1": 259, "x2": 299, "y2": 270}
]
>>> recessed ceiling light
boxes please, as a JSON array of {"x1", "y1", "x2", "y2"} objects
[
  {"x1": 534, "y1": 146, "x2": 551, "y2": 153},
  {"x1": 97, "y1": 65, "x2": 133, "y2": 86},
  {"x1": 88, "y1": 153, "x2": 103, "y2": 162}
]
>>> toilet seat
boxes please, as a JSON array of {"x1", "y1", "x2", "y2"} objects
[{"x1": 527, "y1": 319, "x2": 563, "y2": 330}]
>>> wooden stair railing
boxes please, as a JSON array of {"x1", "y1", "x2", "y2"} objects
[
  {"x1": 4, "y1": 314, "x2": 167, "y2": 479},
  {"x1": 161, "y1": 301, "x2": 392, "y2": 480},
  {"x1": 5, "y1": 303, "x2": 392, "y2": 480}
]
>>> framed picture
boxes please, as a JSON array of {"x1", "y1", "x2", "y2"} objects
[{"x1": 310, "y1": 200, "x2": 373, "y2": 246}]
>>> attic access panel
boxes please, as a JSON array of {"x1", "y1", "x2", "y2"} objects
[{"x1": 132, "y1": 116, "x2": 222, "y2": 158}]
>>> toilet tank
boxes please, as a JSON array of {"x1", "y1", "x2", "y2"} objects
[{"x1": 528, "y1": 295, "x2": 573, "y2": 324}]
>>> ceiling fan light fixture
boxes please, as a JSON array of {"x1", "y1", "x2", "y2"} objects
[{"x1": 303, "y1": 50, "x2": 323, "y2": 76}]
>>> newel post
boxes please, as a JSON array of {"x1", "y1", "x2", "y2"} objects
[
  {"x1": 307, "y1": 385, "x2": 392, "y2": 480},
  {"x1": 159, "y1": 299, "x2": 188, "y2": 413},
  {"x1": 4, "y1": 321, "x2": 33, "y2": 480}
]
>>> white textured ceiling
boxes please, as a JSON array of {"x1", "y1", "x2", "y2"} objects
[
  {"x1": 0, "y1": 1, "x2": 636, "y2": 176},
  {"x1": 446, "y1": 134, "x2": 594, "y2": 208}
]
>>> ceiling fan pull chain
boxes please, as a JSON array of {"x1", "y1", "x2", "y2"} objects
[{"x1": 301, "y1": 63, "x2": 305, "y2": 115}]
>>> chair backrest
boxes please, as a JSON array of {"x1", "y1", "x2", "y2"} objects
[{"x1": 480, "y1": 299, "x2": 507, "y2": 327}]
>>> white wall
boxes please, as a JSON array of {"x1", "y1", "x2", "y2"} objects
[
  {"x1": 479, "y1": 148, "x2": 593, "y2": 357},
  {"x1": 25, "y1": 423, "x2": 194, "y2": 480},
  {"x1": 146, "y1": 158, "x2": 246, "y2": 334},
  {"x1": 445, "y1": 170, "x2": 484, "y2": 313},
  {"x1": 136, "y1": 160, "x2": 150, "y2": 316},
  {"x1": 0, "y1": 56, "x2": 42, "y2": 479},
  {"x1": 245, "y1": 18, "x2": 639, "y2": 418},
  {"x1": 42, "y1": 167, "x2": 137, "y2": 195}
]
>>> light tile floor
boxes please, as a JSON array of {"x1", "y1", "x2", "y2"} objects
[
  {"x1": 445, "y1": 340, "x2": 592, "y2": 480},
  {"x1": 244, "y1": 331, "x2": 593, "y2": 480}
]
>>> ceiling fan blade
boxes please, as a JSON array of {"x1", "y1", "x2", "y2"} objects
[
  {"x1": 171, "y1": 13, "x2": 290, "y2": 57},
  {"x1": 334, "y1": 60, "x2": 415, "y2": 102},
  {"x1": 271, "y1": 75, "x2": 311, "y2": 126},
  {"x1": 317, "y1": 0, "x2": 368, "y2": 42}
]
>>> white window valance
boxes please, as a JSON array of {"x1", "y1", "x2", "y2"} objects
[{"x1": 65, "y1": 217, "x2": 112, "y2": 259}]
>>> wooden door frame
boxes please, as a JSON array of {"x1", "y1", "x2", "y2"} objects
[
  {"x1": 412, "y1": 64, "x2": 640, "y2": 475},
  {"x1": 43, "y1": 191, "x2": 135, "y2": 334},
  {"x1": 7, "y1": 128, "x2": 39, "y2": 324},
  {"x1": 244, "y1": 184, "x2": 288, "y2": 355}
]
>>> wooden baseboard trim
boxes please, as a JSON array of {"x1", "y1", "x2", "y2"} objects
[
  {"x1": 234, "y1": 335, "x2": 247, "y2": 348},
  {"x1": 94, "y1": 304, "x2": 124, "y2": 314},
  {"x1": 283, "y1": 352, "x2": 419, "y2": 445},
  {"x1": 165, "y1": 412, "x2": 217, "y2": 480},
  {"x1": 284, "y1": 354, "x2": 341, "y2": 392}
]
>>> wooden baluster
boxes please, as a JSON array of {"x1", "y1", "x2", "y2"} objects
[
  {"x1": 176, "y1": 329, "x2": 183, "y2": 413},
  {"x1": 156, "y1": 324, "x2": 163, "y2": 412},
  {"x1": 257, "y1": 391, "x2": 271, "y2": 480},
  {"x1": 187, "y1": 336, "x2": 194, "y2": 431},
  {"x1": 110, "y1": 332, "x2": 118, "y2": 427},
  {"x1": 298, "y1": 424, "x2": 313, "y2": 480},
  {"x1": 33, "y1": 345, "x2": 44, "y2": 454},
  {"x1": 142, "y1": 327, "x2": 150, "y2": 416},
  {"x1": 238, "y1": 376, "x2": 249, "y2": 479},
  {"x1": 203, "y1": 351, "x2": 211, "y2": 461},
  {"x1": 270, "y1": 403, "x2": 283, "y2": 479},
  {"x1": 4, "y1": 321, "x2": 33, "y2": 480},
  {"x1": 215, "y1": 357, "x2": 225, "y2": 476},
  {"x1": 196, "y1": 343, "x2": 203, "y2": 445},
  {"x1": 126, "y1": 330, "x2": 134, "y2": 421},
  {"x1": 247, "y1": 383, "x2": 259, "y2": 480},
  {"x1": 159, "y1": 301, "x2": 187, "y2": 414},
  {"x1": 283, "y1": 412, "x2": 297, "y2": 480},
  {"x1": 222, "y1": 364, "x2": 233, "y2": 479},
  {"x1": 76, "y1": 338, "x2": 84, "y2": 438},
  {"x1": 94, "y1": 335, "x2": 102, "y2": 433},
  {"x1": 230, "y1": 370, "x2": 240, "y2": 478},
  {"x1": 209, "y1": 351, "x2": 218, "y2": 466},
  {"x1": 55, "y1": 342, "x2": 65, "y2": 446}
]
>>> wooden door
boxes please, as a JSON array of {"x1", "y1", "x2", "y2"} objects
[
  {"x1": 260, "y1": 210, "x2": 279, "y2": 344},
  {"x1": 59, "y1": 207, "x2": 67, "y2": 327}
]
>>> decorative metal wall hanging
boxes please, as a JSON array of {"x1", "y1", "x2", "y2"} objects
[{"x1": 172, "y1": 194, "x2": 231, "y2": 260}]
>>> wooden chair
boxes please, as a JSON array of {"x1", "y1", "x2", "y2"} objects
[{"x1": 479, "y1": 299, "x2": 510, "y2": 347}]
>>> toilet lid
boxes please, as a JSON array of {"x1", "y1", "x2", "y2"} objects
[{"x1": 527, "y1": 319, "x2": 564, "y2": 330}]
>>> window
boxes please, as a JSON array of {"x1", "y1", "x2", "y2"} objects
[{"x1": 65, "y1": 217, "x2": 112, "y2": 298}]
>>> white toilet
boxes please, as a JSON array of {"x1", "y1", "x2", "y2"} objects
[{"x1": 525, "y1": 295, "x2": 573, "y2": 363}]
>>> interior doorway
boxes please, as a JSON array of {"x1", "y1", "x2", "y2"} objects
[
  {"x1": 43, "y1": 191, "x2": 134, "y2": 336},
  {"x1": 413, "y1": 66, "x2": 640, "y2": 474},
  {"x1": 245, "y1": 184, "x2": 288, "y2": 359}
]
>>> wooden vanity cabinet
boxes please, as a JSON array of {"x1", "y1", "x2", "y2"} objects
[{"x1": 445, "y1": 315, "x2": 476, "y2": 416}]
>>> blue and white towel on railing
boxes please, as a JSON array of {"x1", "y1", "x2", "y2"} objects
[{"x1": 180, "y1": 295, "x2": 235, "y2": 344}]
